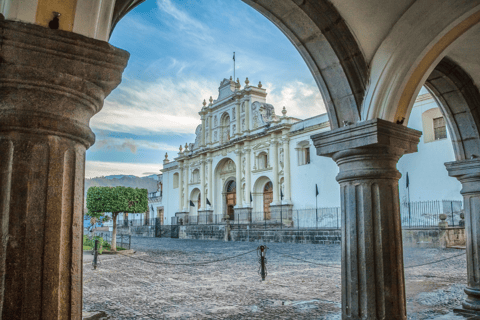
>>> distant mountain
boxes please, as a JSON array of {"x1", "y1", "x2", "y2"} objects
[{"x1": 84, "y1": 175, "x2": 159, "y2": 200}]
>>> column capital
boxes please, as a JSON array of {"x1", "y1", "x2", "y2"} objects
[
  {"x1": 446, "y1": 159, "x2": 480, "y2": 194},
  {"x1": 234, "y1": 149, "x2": 243, "y2": 155},
  {"x1": 311, "y1": 118, "x2": 421, "y2": 158}
]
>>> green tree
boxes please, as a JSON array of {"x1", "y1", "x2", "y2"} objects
[{"x1": 86, "y1": 186, "x2": 148, "y2": 251}]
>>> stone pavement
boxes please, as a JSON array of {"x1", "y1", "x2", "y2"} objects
[{"x1": 83, "y1": 237, "x2": 469, "y2": 319}]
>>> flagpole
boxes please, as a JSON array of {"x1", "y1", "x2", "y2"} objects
[
  {"x1": 233, "y1": 52, "x2": 235, "y2": 81},
  {"x1": 407, "y1": 174, "x2": 411, "y2": 228},
  {"x1": 315, "y1": 184, "x2": 318, "y2": 229}
]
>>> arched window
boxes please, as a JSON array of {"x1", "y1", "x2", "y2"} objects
[
  {"x1": 296, "y1": 141, "x2": 310, "y2": 166},
  {"x1": 258, "y1": 152, "x2": 268, "y2": 169},
  {"x1": 192, "y1": 169, "x2": 200, "y2": 183},
  {"x1": 220, "y1": 112, "x2": 231, "y2": 143},
  {"x1": 226, "y1": 180, "x2": 236, "y2": 193},
  {"x1": 173, "y1": 172, "x2": 179, "y2": 188}
]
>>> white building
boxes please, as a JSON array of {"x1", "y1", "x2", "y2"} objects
[{"x1": 149, "y1": 80, "x2": 462, "y2": 226}]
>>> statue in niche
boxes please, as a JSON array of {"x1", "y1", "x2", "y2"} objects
[
  {"x1": 232, "y1": 107, "x2": 236, "y2": 120},
  {"x1": 242, "y1": 156, "x2": 246, "y2": 176},
  {"x1": 214, "y1": 131, "x2": 217, "y2": 142},
  {"x1": 241, "y1": 101, "x2": 246, "y2": 113},
  {"x1": 241, "y1": 119, "x2": 245, "y2": 131},
  {"x1": 214, "y1": 115, "x2": 218, "y2": 127},
  {"x1": 253, "y1": 113, "x2": 259, "y2": 129},
  {"x1": 206, "y1": 131, "x2": 209, "y2": 141},
  {"x1": 232, "y1": 124, "x2": 236, "y2": 135},
  {"x1": 279, "y1": 147, "x2": 284, "y2": 169}
]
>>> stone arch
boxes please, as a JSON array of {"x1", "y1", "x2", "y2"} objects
[
  {"x1": 362, "y1": 2, "x2": 480, "y2": 124},
  {"x1": 252, "y1": 176, "x2": 272, "y2": 220},
  {"x1": 189, "y1": 188, "x2": 201, "y2": 216},
  {"x1": 115, "y1": 0, "x2": 368, "y2": 129},
  {"x1": 213, "y1": 157, "x2": 236, "y2": 216},
  {"x1": 424, "y1": 57, "x2": 480, "y2": 161}
]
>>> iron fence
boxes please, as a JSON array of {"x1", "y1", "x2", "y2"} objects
[
  {"x1": 93, "y1": 232, "x2": 131, "y2": 250},
  {"x1": 170, "y1": 200, "x2": 463, "y2": 230},
  {"x1": 400, "y1": 200, "x2": 463, "y2": 228}
]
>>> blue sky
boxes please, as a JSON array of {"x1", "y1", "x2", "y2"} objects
[{"x1": 85, "y1": 0, "x2": 325, "y2": 178}]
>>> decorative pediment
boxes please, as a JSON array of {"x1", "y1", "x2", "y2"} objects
[{"x1": 253, "y1": 142, "x2": 270, "y2": 150}]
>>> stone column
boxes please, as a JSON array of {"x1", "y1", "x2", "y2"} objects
[
  {"x1": 183, "y1": 163, "x2": 189, "y2": 212},
  {"x1": 200, "y1": 157, "x2": 206, "y2": 209},
  {"x1": 311, "y1": 119, "x2": 421, "y2": 320},
  {"x1": 245, "y1": 144, "x2": 252, "y2": 207},
  {"x1": 0, "y1": 21, "x2": 128, "y2": 319},
  {"x1": 236, "y1": 99, "x2": 241, "y2": 136},
  {"x1": 446, "y1": 159, "x2": 480, "y2": 311},
  {"x1": 235, "y1": 148, "x2": 243, "y2": 206},
  {"x1": 270, "y1": 136, "x2": 280, "y2": 205},
  {"x1": 207, "y1": 156, "x2": 213, "y2": 209},
  {"x1": 282, "y1": 135, "x2": 292, "y2": 202},
  {"x1": 178, "y1": 162, "x2": 184, "y2": 212}
]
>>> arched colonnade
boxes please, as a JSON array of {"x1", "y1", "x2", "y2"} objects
[{"x1": 2, "y1": 1, "x2": 480, "y2": 319}]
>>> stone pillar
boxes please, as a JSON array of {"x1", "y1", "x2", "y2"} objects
[
  {"x1": 446, "y1": 159, "x2": 480, "y2": 311},
  {"x1": 235, "y1": 148, "x2": 243, "y2": 206},
  {"x1": 270, "y1": 136, "x2": 280, "y2": 205},
  {"x1": 178, "y1": 162, "x2": 184, "y2": 212},
  {"x1": 207, "y1": 156, "x2": 213, "y2": 209},
  {"x1": 183, "y1": 163, "x2": 189, "y2": 212},
  {"x1": 0, "y1": 21, "x2": 128, "y2": 319},
  {"x1": 311, "y1": 119, "x2": 421, "y2": 320},
  {"x1": 200, "y1": 157, "x2": 206, "y2": 209},
  {"x1": 235, "y1": 99, "x2": 241, "y2": 136},
  {"x1": 245, "y1": 144, "x2": 252, "y2": 207},
  {"x1": 282, "y1": 135, "x2": 292, "y2": 202},
  {"x1": 208, "y1": 115, "x2": 213, "y2": 145}
]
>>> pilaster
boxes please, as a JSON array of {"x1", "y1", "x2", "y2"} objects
[
  {"x1": 234, "y1": 148, "x2": 243, "y2": 207},
  {"x1": 446, "y1": 159, "x2": 480, "y2": 311},
  {"x1": 245, "y1": 143, "x2": 252, "y2": 208},
  {"x1": 0, "y1": 21, "x2": 129, "y2": 319},
  {"x1": 270, "y1": 135, "x2": 280, "y2": 205},
  {"x1": 178, "y1": 161, "x2": 184, "y2": 212},
  {"x1": 200, "y1": 156, "x2": 206, "y2": 209},
  {"x1": 207, "y1": 156, "x2": 213, "y2": 210},
  {"x1": 183, "y1": 163, "x2": 189, "y2": 212},
  {"x1": 282, "y1": 134, "x2": 291, "y2": 203},
  {"x1": 311, "y1": 119, "x2": 421, "y2": 320},
  {"x1": 235, "y1": 97, "x2": 241, "y2": 136}
]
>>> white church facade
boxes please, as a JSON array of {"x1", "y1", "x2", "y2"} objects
[{"x1": 148, "y1": 79, "x2": 462, "y2": 227}]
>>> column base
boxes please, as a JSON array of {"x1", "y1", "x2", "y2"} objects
[
  {"x1": 234, "y1": 207, "x2": 252, "y2": 223},
  {"x1": 269, "y1": 204, "x2": 293, "y2": 226},
  {"x1": 175, "y1": 212, "x2": 189, "y2": 225},
  {"x1": 462, "y1": 287, "x2": 480, "y2": 311},
  {"x1": 198, "y1": 210, "x2": 214, "y2": 224}
]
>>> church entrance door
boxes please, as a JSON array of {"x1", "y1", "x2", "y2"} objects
[
  {"x1": 225, "y1": 180, "x2": 236, "y2": 220},
  {"x1": 263, "y1": 181, "x2": 273, "y2": 220}
]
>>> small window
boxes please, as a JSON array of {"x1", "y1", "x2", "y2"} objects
[
  {"x1": 173, "y1": 172, "x2": 179, "y2": 189},
  {"x1": 433, "y1": 117, "x2": 447, "y2": 140},
  {"x1": 298, "y1": 146, "x2": 310, "y2": 165}
]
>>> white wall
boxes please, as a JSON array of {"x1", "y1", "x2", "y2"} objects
[{"x1": 398, "y1": 89, "x2": 462, "y2": 202}]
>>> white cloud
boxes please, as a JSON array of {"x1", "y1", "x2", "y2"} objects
[
  {"x1": 92, "y1": 77, "x2": 217, "y2": 135},
  {"x1": 85, "y1": 161, "x2": 162, "y2": 179},
  {"x1": 264, "y1": 81, "x2": 327, "y2": 119},
  {"x1": 92, "y1": 138, "x2": 179, "y2": 153}
]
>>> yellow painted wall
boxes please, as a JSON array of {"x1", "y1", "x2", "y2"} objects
[{"x1": 35, "y1": 0, "x2": 77, "y2": 32}]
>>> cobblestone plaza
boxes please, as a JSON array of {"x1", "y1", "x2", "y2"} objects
[{"x1": 83, "y1": 238, "x2": 468, "y2": 319}]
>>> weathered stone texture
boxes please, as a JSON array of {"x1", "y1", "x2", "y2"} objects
[{"x1": 0, "y1": 20, "x2": 128, "y2": 319}]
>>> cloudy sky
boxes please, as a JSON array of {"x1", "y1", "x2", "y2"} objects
[{"x1": 85, "y1": 0, "x2": 326, "y2": 178}]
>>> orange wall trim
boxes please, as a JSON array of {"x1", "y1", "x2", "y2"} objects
[{"x1": 35, "y1": 0, "x2": 77, "y2": 32}]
